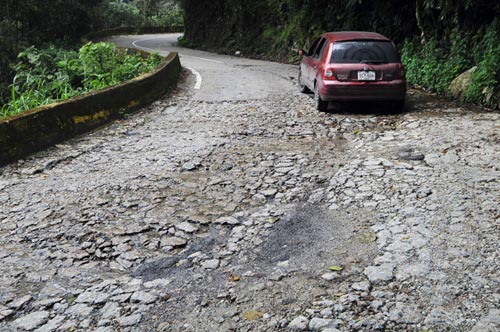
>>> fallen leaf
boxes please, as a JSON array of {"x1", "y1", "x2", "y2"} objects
[
  {"x1": 246, "y1": 107, "x2": 257, "y2": 111},
  {"x1": 266, "y1": 217, "x2": 279, "y2": 223},
  {"x1": 328, "y1": 265, "x2": 343, "y2": 271},
  {"x1": 243, "y1": 310, "x2": 264, "y2": 321},
  {"x1": 358, "y1": 231, "x2": 378, "y2": 243},
  {"x1": 347, "y1": 257, "x2": 362, "y2": 264},
  {"x1": 229, "y1": 275, "x2": 241, "y2": 282}
]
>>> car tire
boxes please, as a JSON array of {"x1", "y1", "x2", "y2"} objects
[
  {"x1": 314, "y1": 87, "x2": 328, "y2": 112},
  {"x1": 298, "y1": 70, "x2": 310, "y2": 93}
]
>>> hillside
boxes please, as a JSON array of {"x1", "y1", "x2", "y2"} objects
[{"x1": 183, "y1": 0, "x2": 500, "y2": 108}]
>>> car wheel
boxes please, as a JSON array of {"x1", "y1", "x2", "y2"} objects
[
  {"x1": 298, "y1": 70, "x2": 310, "y2": 93},
  {"x1": 314, "y1": 86, "x2": 328, "y2": 112}
]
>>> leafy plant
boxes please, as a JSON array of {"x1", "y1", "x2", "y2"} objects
[
  {"x1": 101, "y1": 0, "x2": 183, "y2": 28},
  {"x1": 401, "y1": 35, "x2": 470, "y2": 95},
  {"x1": 1, "y1": 42, "x2": 162, "y2": 117},
  {"x1": 466, "y1": 21, "x2": 500, "y2": 107},
  {"x1": 102, "y1": 0, "x2": 143, "y2": 28},
  {"x1": 401, "y1": 20, "x2": 499, "y2": 108},
  {"x1": 177, "y1": 36, "x2": 187, "y2": 47}
]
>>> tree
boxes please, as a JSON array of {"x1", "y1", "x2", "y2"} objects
[{"x1": 0, "y1": 0, "x2": 106, "y2": 103}]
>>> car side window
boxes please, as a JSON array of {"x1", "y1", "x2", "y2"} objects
[
  {"x1": 313, "y1": 38, "x2": 327, "y2": 59},
  {"x1": 306, "y1": 38, "x2": 321, "y2": 57}
]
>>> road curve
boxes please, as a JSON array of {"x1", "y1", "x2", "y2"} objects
[
  {"x1": 110, "y1": 33, "x2": 298, "y2": 102},
  {"x1": 0, "y1": 34, "x2": 498, "y2": 332}
]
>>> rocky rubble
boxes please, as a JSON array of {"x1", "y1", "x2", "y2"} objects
[{"x1": 0, "y1": 80, "x2": 499, "y2": 332}]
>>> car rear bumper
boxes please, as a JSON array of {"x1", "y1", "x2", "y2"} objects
[{"x1": 319, "y1": 80, "x2": 406, "y2": 101}]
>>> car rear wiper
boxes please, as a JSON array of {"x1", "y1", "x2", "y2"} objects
[{"x1": 360, "y1": 60, "x2": 388, "y2": 64}]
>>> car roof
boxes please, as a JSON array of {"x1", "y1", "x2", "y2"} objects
[{"x1": 322, "y1": 31, "x2": 391, "y2": 42}]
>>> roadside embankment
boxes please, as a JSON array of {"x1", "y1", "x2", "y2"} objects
[{"x1": 0, "y1": 51, "x2": 181, "y2": 166}]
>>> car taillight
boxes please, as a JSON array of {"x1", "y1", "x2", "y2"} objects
[
  {"x1": 324, "y1": 69, "x2": 336, "y2": 80},
  {"x1": 397, "y1": 64, "x2": 405, "y2": 78}
]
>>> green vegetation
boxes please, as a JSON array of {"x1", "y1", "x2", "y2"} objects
[
  {"x1": 401, "y1": 20, "x2": 500, "y2": 108},
  {"x1": 182, "y1": 0, "x2": 500, "y2": 108},
  {"x1": 0, "y1": 0, "x2": 182, "y2": 109},
  {"x1": 102, "y1": 0, "x2": 183, "y2": 29},
  {"x1": 2, "y1": 0, "x2": 498, "y2": 109},
  {"x1": 466, "y1": 21, "x2": 500, "y2": 107},
  {"x1": 1, "y1": 42, "x2": 162, "y2": 117},
  {"x1": 401, "y1": 35, "x2": 470, "y2": 94}
]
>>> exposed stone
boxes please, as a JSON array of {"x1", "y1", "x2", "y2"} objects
[
  {"x1": 309, "y1": 317, "x2": 332, "y2": 331},
  {"x1": 449, "y1": 66, "x2": 477, "y2": 101},
  {"x1": 321, "y1": 272, "x2": 340, "y2": 281},
  {"x1": 201, "y1": 259, "x2": 220, "y2": 269},
  {"x1": 364, "y1": 264, "x2": 394, "y2": 283},
  {"x1": 161, "y1": 236, "x2": 188, "y2": 247},
  {"x1": 34, "y1": 315, "x2": 65, "y2": 332},
  {"x1": 101, "y1": 302, "x2": 121, "y2": 320},
  {"x1": 14, "y1": 311, "x2": 49, "y2": 331},
  {"x1": 288, "y1": 316, "x2": 309, "y2": 330},
  {"x1": 65, "y1": 303, "x2": 93, "y2": 317},
  {"x1": 351, "y1": 281, "x2": 370, "y2": 292},
  {"x1": 130, "y1": 291, "x2": 157, "y2": 304},
  {"x1": 214, "y1": 216, "x2": 240, "y2": 225},
  {"x1": 116, "y1": 314, "x2": 142, "y2": 327},
  {"x1": 175, "y1": 222, "x2": 198, "y2": 233},
  {"x1": 8, "y1": 295, "x2": 32, "y2": 309}
]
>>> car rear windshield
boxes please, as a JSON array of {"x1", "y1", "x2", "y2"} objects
[{"x1": 331, "y1": 40, "x2": 399, "y2": 64}]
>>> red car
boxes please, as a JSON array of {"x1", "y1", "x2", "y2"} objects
[{"x1": 299, "y1": 31, "x2": 406, "y2": 111}]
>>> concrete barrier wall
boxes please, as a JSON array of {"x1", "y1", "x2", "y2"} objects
[{"x1": 0, "y1": 52, "x2": 181, "y2": 166}]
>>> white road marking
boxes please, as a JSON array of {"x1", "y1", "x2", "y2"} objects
[
  {"x1": 131, "y1": 37, "x2": 204, "y2": 90},
  {"x1": 185, "y1": 67, "x2": 202, "y2": 90},
  {"x1": 131, "y1": 36, "x2": 224, "y2": 63},
  {"x1": 131, "y1": 38, "x2": 160, "y2": 50},
  {"x1": 182, "y1": 55, "x2": 224, "y2": 64}
]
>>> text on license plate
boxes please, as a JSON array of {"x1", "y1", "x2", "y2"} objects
[{"x1": 357, "y1": 71, "x2": 376, "y2": 80}]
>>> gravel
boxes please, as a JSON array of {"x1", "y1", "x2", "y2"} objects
[{"x1": 0, "y1": 64, "x2": 498, "y2": 332}]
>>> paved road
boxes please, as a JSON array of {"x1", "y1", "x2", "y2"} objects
[
  {"x1": 0, "y1": 34, "x2": 499, "y2": 332},
  {"x1": 112, "y1": 33, "x2": 297, "y2": 102}
]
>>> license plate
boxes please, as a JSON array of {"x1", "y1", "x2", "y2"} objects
[{"x1": 358, "y1": 71, "x2": 376, "y2": 81}]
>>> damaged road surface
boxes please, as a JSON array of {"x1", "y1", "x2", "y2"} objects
[{"x1": 0, "y1": 34, "x2": 499, "y2": 332}]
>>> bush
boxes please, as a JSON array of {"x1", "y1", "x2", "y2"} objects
[
  {"x1": 5, "y1": 46, "x2": 82, "y2": 113},
  {"x1": 401, "y1": 34, "x2": 470, "y2": 95},
  {"x1": 1, "y1": 42, "x2": 162, "y2": 117},
  {"x1": 102, "y1": 1, "x2": 143, "y2": 28},
  {"x1": 147, "y1": 3, "x2": 184, "y2": 27},
  {"x1": 101, "y1": 0, "x2": 183, "y2": 28},
  {"x1": 401, "y1": 20, "x2": 500, "y2": 107},
  {"x1": 401, "y1": 22, "x2": 499, "y2": 108},
  {"x1": 466, "y1": 21, "x2": 500, "y2": 108}
]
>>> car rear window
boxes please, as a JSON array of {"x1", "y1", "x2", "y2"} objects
[{"x1": 331, "y1": 40, "x2": 399, "y2": 64}]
